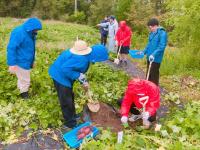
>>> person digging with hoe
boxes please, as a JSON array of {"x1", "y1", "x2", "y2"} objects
[
  {"x1": 118, "y1": 78, "x2": 160, "y2": 129},
  {"x1": 49, "y1": 40, "x2": 108, "y2": 129}
]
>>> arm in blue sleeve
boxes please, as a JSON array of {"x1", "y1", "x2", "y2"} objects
[
  {"x1": 152, "y1": 31, "x2": 168, "y2": 57},
  {"x1": 143, "y1": 36, "x2": 150, "y2": 55},
  {"x1": 99, "y1": 22, "x2": 110, "y2": 28},
  {"x1": 7, "y1": 32, "x2": 23, "y2": 66},
  {"x1": 61, "y1": 63, "x2": 81, "y2": 81}
]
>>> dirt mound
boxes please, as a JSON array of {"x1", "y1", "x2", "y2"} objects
[{"x1": 89, "y1": 103, "x2": 123, "y2": 132}]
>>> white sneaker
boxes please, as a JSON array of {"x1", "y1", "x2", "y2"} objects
[{"x1": 128, "y1": 114, "x2": 142, "y2": 122}]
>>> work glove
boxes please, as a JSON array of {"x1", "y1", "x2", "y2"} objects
[
  {"x1": 129, "y1": 114, "x2": 142, "y2": 122},
  {"x1": 78, "y1": 73, "x2": 89, "y2": 91},
  {"x1": 141, "y1": 112, "x2": 150, "y2": 120},
  {"x1": 141, "y1": 112, "x2": 151, "y2": 127},
  {"x1": 78, "y1": 73, "x2": 87, "y2": 84},
  {"x1": 121, "y1": 116, "x2": 128, "y2": 124},
  {"x1": 149, "y1": 55, "x2": 154, "y2": 62}
]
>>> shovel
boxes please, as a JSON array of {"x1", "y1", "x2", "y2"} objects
[
  {"x1": 86, "y1": 90, "x2": 100, "y2": 113},
  {"x1": 114, "y1": 37, "x2": 130, "y2": 65},
  {"x1": 114, "y1": 44, "x2": 122, "y2": 65}
]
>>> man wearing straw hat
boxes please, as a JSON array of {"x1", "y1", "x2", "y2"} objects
[{"x1": 49, "y1": 40, "x2": 108, "y2": 128}]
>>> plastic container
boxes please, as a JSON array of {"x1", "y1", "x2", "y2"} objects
[
  {"x1": 129, "y1": 50, "x2": 144, "y2": 59},
  {"x1": 63, "y1": 122, "x2": 99, "y2": 149}
]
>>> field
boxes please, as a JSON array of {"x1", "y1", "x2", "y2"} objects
[{"x1": 0, "y1": 18, "x2": 200, "y2": 149}]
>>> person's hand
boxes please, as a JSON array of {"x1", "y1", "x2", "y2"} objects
[
  {"x1": 96, "y1": 24, "x2": 100, "y2": 27},
  {"x1": 149, "y1": 55, "x2": 154, "y2": 62},
  {"x1": 31, "y1": 63, "x2": 35, "y2": 68},
  {"x1": 8, "y1": 66, "x2": 17, "y2": 74},
  {"x1": 141, "y1": 112, "x2": 150, "y2": 120},
  {"x1": 136, "y1": 51, "x2": 143, "y2": 55},
  {"x1": 115, "y1": 40, "x2": 118, "y2": 47},
  {"x1": 141, "y1": 112, "x2": 151, "y2": 128},
  {"x1": 83, "y1": 82, "x2": 89, "y2": 92},
  {"x1": 78, "y1": 73, "x2": 87, "y2": 84},
  {"x1": 121, "y1": 116, "x2": 128, "y2": 124}
]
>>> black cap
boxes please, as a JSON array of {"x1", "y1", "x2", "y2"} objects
[{"x1": 147, "y1": 18, "x2": 159, "y2": 26}]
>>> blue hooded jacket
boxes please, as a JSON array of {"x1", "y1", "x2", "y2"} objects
[
  {"x1": 143, "y1": 27, "x2": 168, "y2": 63},
  {"x1": 7, "y1": 18, "x2": 42, "y2": 70},
  {"x1": 49, "y1": 44, "x2": 108, "y2": 88}
]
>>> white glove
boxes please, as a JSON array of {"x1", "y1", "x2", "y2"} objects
[
  {"x1": 121, "y1": 116, "x2": 128, "y2": 124},
  {"x1": 149, "y1": 55, "x2": 154, "y2": 62},
  {"x1": 78, "y1": 73, "x2": 87, "y2": 84},
  {"x1": 141, "y1": 112, "x2": 151, "y2": 127},
  {"x1": 141, "y1": 112, "x2": 150, "y2": 120}
]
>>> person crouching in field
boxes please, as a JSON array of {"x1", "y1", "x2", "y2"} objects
[
  {"x1": 115, "y1": 21, "x2": 132, "y2": 67},
  {"x1": 118, "y1": 78, "x2": 160, "y2": 129},
  {"x1": 49, "y1": 40, "x2": 108, "y2": 128},
  {"x1": 7, "y1": 18, "x2": 42, "y2": 99}
]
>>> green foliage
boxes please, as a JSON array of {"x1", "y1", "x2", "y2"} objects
[
  {"x1": 166, "y1": 0, "x2": 200, "y2": 71},
  {"x1": 1, "y1": 18, "x2": 200, "y2": 149},
  {"x1": 0, "y1": 0, "x2": 35, "y2": 17},
  {"x1": 127, "y1": 0, "x2": 155, "y2": 34},
  {"x1": 61, "y1": 11, "x2": 87, "y2": 24},
  {"x1": 80, "y1": 101, "x2": 200, "y2": 149},
  {"x1": 115, "y1": 0, "x2": 133, "y2": 21},
  {"x1": 0, "y1": 18, "x2": 128, "y2": 142},
  {"x1": 88, "y1": 0, "x2": 115, "y2": 25}
]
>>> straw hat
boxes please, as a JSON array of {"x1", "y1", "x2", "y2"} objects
[{"x1": 70, "y1": 40, "x2": 92, "y2": 55}]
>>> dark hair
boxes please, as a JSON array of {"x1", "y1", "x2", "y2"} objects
[
  {"x1": 109, "y1": 15, "x2": 115, "y2": 20},
  {"x1": 147, "y1": 18, "x2": 159, "y2": 26}
]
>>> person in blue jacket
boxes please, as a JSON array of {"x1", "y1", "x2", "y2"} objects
[
  {"x1": 7, "y1": 18, "x2": 42, "y2": 99},
  {"x1": 49, "y1": 40, "x2": 108, "y2": 128},
  {"x1": 140, "y1": 18, "x2": 168, "y2": 85},
  {"x1": 99, "y1": 16, "x2": 109, "y2": 46}
]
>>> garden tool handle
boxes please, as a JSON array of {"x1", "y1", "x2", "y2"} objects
[
  {"x1": 87, "y1": 89, "x2": 93, "y2": 102},
  {"x1": 146, "y1": 58, "x2": 154, "y2": 80},
  {"x1": 139, "y1": 96, "x2": 149, "y2": 112},
  {"x1": 116, "y1": 41, "x2": 123, "y2": 59}
]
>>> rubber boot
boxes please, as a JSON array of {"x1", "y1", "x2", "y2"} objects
[{"x1": 20, "y1": 92, "x2": 29, "y2": 99}]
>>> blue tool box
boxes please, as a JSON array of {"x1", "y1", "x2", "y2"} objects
[{"x1": 63, "y1": 122, "x2": 99, "y2": 149}]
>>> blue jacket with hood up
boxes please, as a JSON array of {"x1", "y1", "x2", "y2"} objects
[
  {"x1": 143, "y1": 27, "x2": 168, "y2": 63},
  {"x1": 49, "y1": 44, "x2": 108, "y2": 88},
  {"x1": 7, "y1": 18, "x2": 42, "y2": 70}
]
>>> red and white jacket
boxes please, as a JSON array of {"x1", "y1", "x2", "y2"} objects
[{"x1": 120, "y1": 79, "x2": 160, "y2": 117}]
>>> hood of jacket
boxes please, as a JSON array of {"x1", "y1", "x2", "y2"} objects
[{"x1": 23, "y1": 18, "x2": 42, "y2": 32}]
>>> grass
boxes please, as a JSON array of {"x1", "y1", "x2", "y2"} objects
[{"x1": 0, "y1": 17, "x2": 200, "y2": 149}]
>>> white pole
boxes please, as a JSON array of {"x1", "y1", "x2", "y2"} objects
[{"x1": 75, "y1": 0, "x2": 77, "y2": 14}]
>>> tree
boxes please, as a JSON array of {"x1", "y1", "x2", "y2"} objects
[
  {"x1": 167, "y1": 0, "x2": 200, "y2": 69},
  {"x1": 127, "y1": 0, "x2": 155, "y2": 33},
  {"x1": 115, "y1": 0, "x2": 133, "y2": 21},
  {"x1": 88, "y1": 0, "x2": 116, "y2": 25}
]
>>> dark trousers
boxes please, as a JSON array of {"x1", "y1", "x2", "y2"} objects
[
  {"x1": 147, "y1": 61, "x2": 161, "y2": 86},
  {"x1": 101, "y1": 35, "x2": 107, "y2": 46},
  {"x1": 53, "y1": 80, "x2": 76, "y2": 128},
  {"x1": 117, "y1": 98, "x2": 156, "y2": 122}
]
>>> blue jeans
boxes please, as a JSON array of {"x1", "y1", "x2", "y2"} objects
[{"x1": 53, "y1": 80, "x2": 77, "y2": 128}]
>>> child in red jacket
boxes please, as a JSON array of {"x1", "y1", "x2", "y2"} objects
[
  {"x1": 118, "y1": 78, "x2": 160, "y2": 128},
  {"x1": 115, "y1": 21, "x2": 132, "y2": 66}
]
